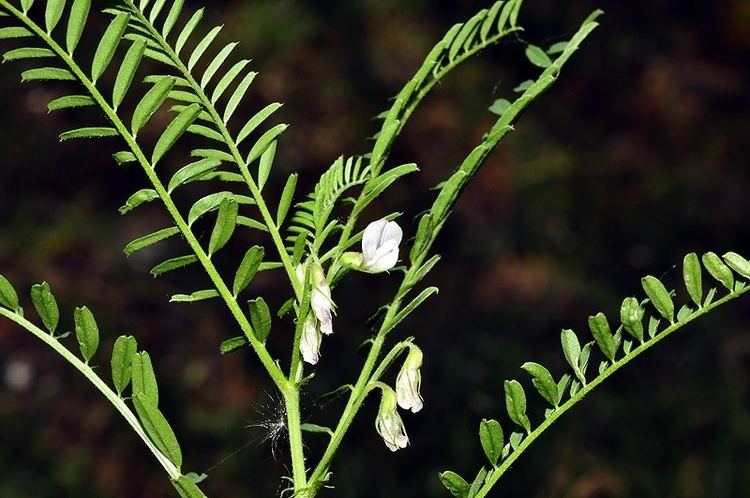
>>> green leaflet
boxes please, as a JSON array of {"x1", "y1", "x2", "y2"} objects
[
  {"x1": 683, "y1": 252, "x2": 703, "y2": 307},
  {"x1": 131, "y1": 351, "x2": 159, "y2": 406},
  {"x1": 439, "y1": 471, "x2": 470, "y2": 498},
  {"x1": 236, "y1": 103, "x2": 284, "y2": 145},
  {"x1": 152, "y1": 104, "x2": 201, "y2": 164},
  {"x1": 47, "y1": 95, "x2": 95, "y2": 112},
  {"x1": 150, "y1": 255, "x2": 199, "y2": 277},
  {"x1": 132, "y1": 77, "x2": 175, "y2": 134},
  {"x1": 188, "y1": 25, "x2": 222, "y2": 71},
  {"x1": 161, "y1": 0, "x2": 186, "y2": 38},
  {"x1": 249, "y1": 297, "x2": 271, "y2": 342},
  {"x1": 45, "y1": 0, "x2": 66, "y2": 34},
  {"x1": 520, "y1": 362, "x2": 558, "y2": 407},
  {"x1": 504, "y1": 379, "x2": 530, "y2": 433},
  {"x1": 219, "y1": 336, "x2": 248, "y2": 354},
  {"x1": 587, "y1": 312, "x2": 616, "y2": 362},
  {"x1": 0, "y1": 274, "x2": 20, "y2": 311},
  {"x1": 167, "y1": 158, "x2": 222, "y2": 193},
  {"x1": 65, "y1": 0, "x2": 91, "y2": 55},
  {"x1": 641, "y1": 275, "x2": 674, "y2": 323},
  {"x1": 211, "y1": 59, "x2": 250, "y2": 104},
  {"x1": 191, "y1": 148, "x2": 235, "y2": 163},
  {"x1": 3, "y1": 47, "x2": 55, "y2": 61},
  {"x1": 175, "y1": 8, "x2": 204, "y2": 55},
  {"x1": 449, "y1": 11, "x2": 483, "y2": 60},
  {"x1": 22, "y1": 67, "x2": 75, "y2": 81},
  {"x1": 74, "y1": 306, "x2": 99, "y2": 363},
  {"x1": 702, "y1": 251, "x2": 734, "y2": 290},
  {"x1": 233, "y1": 245, "x2": 264, "y2": 296},
  {"x1": 170, "y1": 290, "x2": 220, "y2": 303},
  {"x1": 124, "y1": 227, "x2": 180, "y2": 256},
  {"x1": 0, "y1": 27, "x2": 33, "y2": 39},
  {"x1": 468, "y1": 468, "x2": 489, "y2": 498},
  {"x1": 133, "y1": 393, "x2": 182, "y2": 468},
  {"x1": 620, "y1": 296, "x2": 644, "y2": 342},
  {"x1": 247, "y1": 123, "x2": 288, "y2": 163},
  {"x1": 480, "y1": 2, "x2": 503, "y2": 42},
  {"x1": 187, "y1": 124, "x2": 224, "y2": 142},
  {"x1": 91, "y1": 13, "x2": 130, "y2": 81},
  {"x1": 525, "y1": 44, "x2": 552, "y2": 68},
  {"x1": 148, "y1": 0, "x2": 168, "y2": 24},
  {"x1": 201, "y1": 42, "x2": 238, "y2": 88},
  {"x1": 119, "y1": 189, "x2": 159, "y2": 214},
  {"x1": 276, "y1": 173, "x2": 298, "y2": 226},
  {"x1": 187, "y1": 191, "x2": 252, "y2": 225},
  {"x1": 30, "y1": 282, "x2": 59, "y2": 334},
  {"x1": 208, "y1": 198, "x2": 238, "y2": 255},
  {"x1": 410, "y1": 213, "x2": 434, "y2": 264},
  {"x1": 59, "y1": 127, "x2": 119, "y2": 140},
  {"x1": 479, "y1": 418, "x2": 503, "y2": 467},
  {"x1": 20, "y1": 0, "x2": 33, "y2": 13},
  {"x1": 560, "y1": 329, "x2": 585, "y2": 384},
  {"x1": 111, "y1": 335, "x2": 137, "y2": 395},
  {"x1": 369, "y1": 120, "x2": 399, "y2": 174},
  {"x1": 258, "y1": 140, "x2": 276, "y2": 190},
  {"x1": 113, "y1": 151, "x2": 137, "y2": 165},
  {"x1": 224, "y1": 70, "x2": 257, "y2": 122},
  {"x1": 723, "y1": 251, "x2": 750, "y2": 280},
  {"x1": 113, "y1": 40, "x2": 146, "y2": 109}
]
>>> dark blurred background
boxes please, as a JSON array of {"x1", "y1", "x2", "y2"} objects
[{"x1": 1, "y1": 0, "x2": 750, "y2": 497}]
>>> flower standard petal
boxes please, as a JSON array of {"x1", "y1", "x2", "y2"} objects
[
  {"x1": 361, "y1": 219, "x2": 403, "y2": 273},
  {"x1": 300, "y1": 315, "x2": 322, "y2": 365},
  {"x1": 362, "y1": 218, "x2": 388, "y2": 259}
]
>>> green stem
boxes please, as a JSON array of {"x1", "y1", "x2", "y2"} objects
[
  {"x1": 0, "y1": 0, "x2": 290, "y2": 391},
  {"x1": 473, "y1": 285, "x2": 750, "y2": 498},
  {"x1": 283, "y1": 387, "x2": 308, "y2": 494},
  {"x1": 0, "y1": 307, "x2": 179, "y2": 480},
  {"x1": 123, "y1": 0, "x2": 302, "y2": 300}
]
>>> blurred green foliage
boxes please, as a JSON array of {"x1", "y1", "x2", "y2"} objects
[{"x1": 1, "y1": 0, "x2": 749, "y2": 497}]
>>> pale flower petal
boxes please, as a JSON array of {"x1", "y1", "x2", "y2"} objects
[
  {"x1": 396, "y1": 347, "x2": 424, "y2": 413},
  {"x1": 361, "y1": 219, "x2": 402, "y2": 273},
  {"x1": 375, "y1": 387, "x2": 410, "y2": 452},
  {"x1": 300, "y1": 316, "x2": 322, "y2": 365}
]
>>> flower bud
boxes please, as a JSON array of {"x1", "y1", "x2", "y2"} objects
[
  {"x1": 310, "y1": 264, "x2": 334, "y2": 335},
  {"x1": 300, "y1": 315, "x2": 322, "y2": 365},
  {"x1": 396, "y1": 347, "x2": 424, "y2": 413},
  {"x1": 375, "y1": 387, "x2": 409, "y2": 452},
  {"x1": 361, "y1": 219, "x2": 402, "y2": 273}
]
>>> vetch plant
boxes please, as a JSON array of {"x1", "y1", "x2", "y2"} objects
[{"x1": 0, "y1": 1, "x2": 747, "y2": 497}]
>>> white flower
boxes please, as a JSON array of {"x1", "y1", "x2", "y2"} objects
[
  {"x1": 361, "y1": 219, "x2": 402, "y2": 273},
  {"x1": 396, "y1": 347, "x2": 424, "y2": 413},
  {"x1": 300, "y1": 315, "x2": 322, "y2": 365},
  {"x1": 375, "y1": 387, "x2": 409, "y2": 452},
  {"x1": 310, "y1": 265, "x2": 334, "y2": 335}
]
